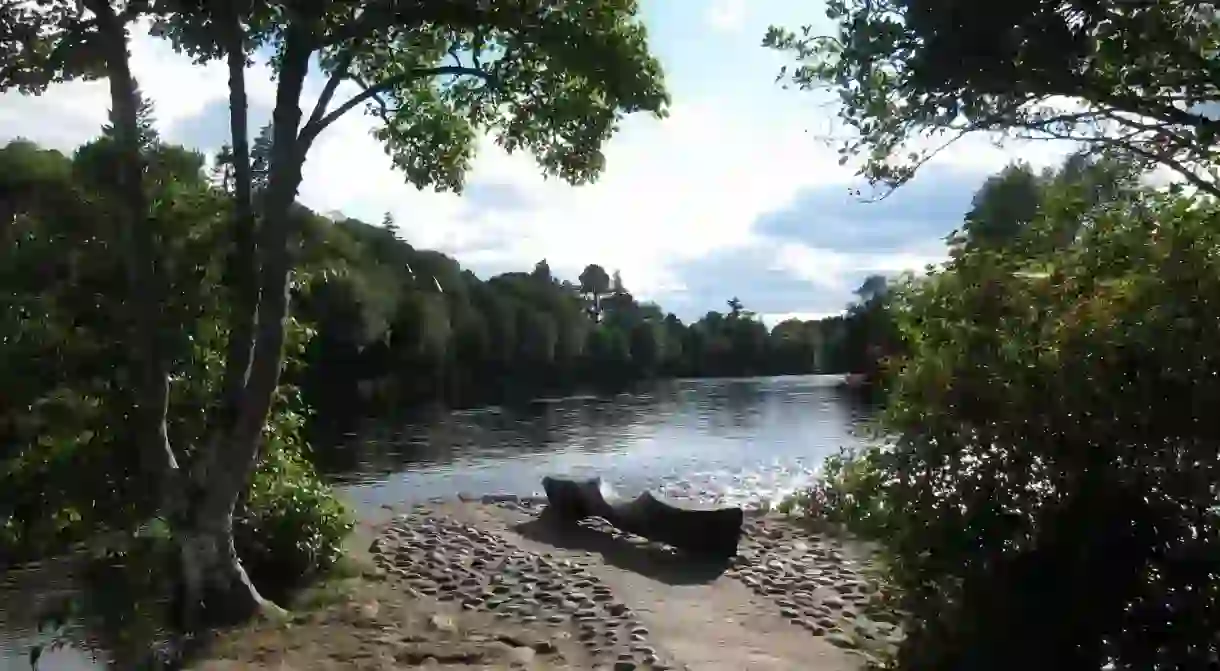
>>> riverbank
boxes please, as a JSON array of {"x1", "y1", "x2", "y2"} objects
[{"x1": 191, "y1": 497, "x2": 902, "y2": 670}]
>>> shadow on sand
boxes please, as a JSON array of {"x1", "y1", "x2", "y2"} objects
[{"x1": 511, "y1": 509, "x2": 733, "y2": 586}]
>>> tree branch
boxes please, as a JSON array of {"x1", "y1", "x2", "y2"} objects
[
  {"x1": 298, "y1": 65, "x2": 496, "y2": 145},
  {"x1": 350, "y1": 73, "x2": 394, "y2": 125},
  {"x1": 304, "y1": 49, "x2": 355, "y2": 133},
  {"x1": 1008, "y1": 114, "x2": 1220, "y2": 199},
  {"x1": 321, "y1": 0, "x2": 403, "y2": 48}
]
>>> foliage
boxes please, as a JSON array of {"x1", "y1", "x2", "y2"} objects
[
  {"x1": 0, "y1": 134, "x2": 349, "y2": 589},
  {"x1": 765, "y1": 0, "x2": 1220, "y2": 195},
  {"x1": 158, "y1": 0, "x2": 669, "y2": 192},
  {"x1": 807, "y1": 275, "x2": 900, "y2": 382},
  {"x1": 954, "y1": 153, "x2": 1146, "y2": 255},
  {"x1": 803, "y1": 159, "x2": 1220, "y2": 669},
  {"x1": 236, "y1": 382, "x2": 353, "y2": 594},
  {"x1": 780, "y1": 444, "x2": 895, "y2": 541}
]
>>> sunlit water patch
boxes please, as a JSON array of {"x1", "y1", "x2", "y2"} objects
[{"x1": 330, "y1": 375, "x2": 876, "y2": 515}]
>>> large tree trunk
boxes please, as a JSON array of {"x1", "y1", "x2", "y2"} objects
[
  {"x1": 176, "y1": 0, "x2": 272, "y2": 627},
  {"x1": 213, "y1": 0, "x2": 260, "y2": 446},
  {"x1": 180, "y1": 20, "x2": 315, "y2": 621},
  {"x1": 85, "y1": 0, "x2": 181, "y2": 516}
]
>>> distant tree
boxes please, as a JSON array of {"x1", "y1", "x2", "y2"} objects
[
  {"x1": 532, "y1": 259, "x2": 553, "y2": 283},
  {"x1": 959, "y1": 163, "x2": 1043, "y2": 251},
  {"x1": 727, "y1": 297, "x2": 744, "y2": 319},
  {"x1": 955, "y1": 153, "x2": 1147, "y2": 256},
  {"x1": 579, "y1": 264, "x2": 611, "y2": 321},
  {"x1": 580, "y1": 264, "x2": 611, "y2": 295},
  {"x1": 853, "y1": 276, "x2": 889, "y2": 305},
  {"x1": 611, "y1": 269, "x2": 626, "y2": 294}
]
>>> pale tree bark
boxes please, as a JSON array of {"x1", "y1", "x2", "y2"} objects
[
  {"x1": 82, "y1": 0, "x2": 277, "y2": 626},
  {"x1": 175, "y1": 0, "x2": 273, "y2": 626},
  {"x1": 178, "y1": 14, "x2": 317, "y2": 623}
]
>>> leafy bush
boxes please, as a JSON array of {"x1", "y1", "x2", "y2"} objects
[
  {"x1": 235, "y1": 381, "x2": 353, "y2": 594},
  {"x1": 0, "y1": 137, "x2": 353, "y2": 596},
  {"x1": 869, "y1": 185, "x2": 1220, "y2": 669},
  {"x1": 780, "y1": 444, "x2": 895, "y2": 541}
]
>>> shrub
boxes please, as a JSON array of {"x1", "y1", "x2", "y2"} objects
[
  {"x1": 781, "y1": 444, "x2": 895, "y2": 541},
  {"x1": 234, "y1": 386, "x2": 353, "y2": 595},
  {"x1": 872, "y1": 186, "x2": 1220, "y2": 670}
]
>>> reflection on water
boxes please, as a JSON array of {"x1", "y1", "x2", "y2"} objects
[
  {"x1": 0, "y1": 558, "x2": 106, "y2": 671},
  {"x1": 0, "y1": 374, "x2": 876, "y2": 670},
  {"x1": 326, "y1": 375, "x2": 877, "y2": 516}
]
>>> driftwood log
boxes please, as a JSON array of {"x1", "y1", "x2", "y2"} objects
[{"x1": 541, "y1": 476, "x2": 744, "y2": 558}]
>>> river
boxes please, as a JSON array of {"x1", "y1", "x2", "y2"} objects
[{"x1": 0, "y1": 374, "x2": 876, "y2": 670}]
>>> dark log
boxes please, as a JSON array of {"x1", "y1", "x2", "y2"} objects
[{"x1": 541, "y1": 476, "x2": 744, "y2": 558}]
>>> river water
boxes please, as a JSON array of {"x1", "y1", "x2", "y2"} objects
[{"x1": 0, "y1": 374, "x2": 876, "y2": 670}]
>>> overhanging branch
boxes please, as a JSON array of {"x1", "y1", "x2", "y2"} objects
[
  {"x1": 297, "y1": 65, "x2": 497, "y2": 146},
  {"x1": 304, "y1": 50, "x2": 356, "y2": 133},
  {"x1": 1008, "y1": 114, "x2": 1220, "y2": 199},
  {"x1": 350, "y1": 73, "x2": 394, "y2": 125}
]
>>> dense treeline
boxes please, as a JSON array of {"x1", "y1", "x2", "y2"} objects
[
  {"x1": 292, "y1": 212, "x2": 875, "y2": 418},
  {"x1": 211, "y1": 127, "x2": 883, "y2": 421},
  {"x1": 773, "y1": 1, "x2": 1220, "y2": 669}
]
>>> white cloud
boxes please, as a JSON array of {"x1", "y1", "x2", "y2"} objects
[
  {"x1": 772, "y1": 241, "x2": 947, "y2": 295},
  {"x1": 759, "y1": 311, "x2": 842, "y2": 327},
  {"x1": 707, "y1": 0, "x2": 748, "y2": 32},
  {"x1": 0, "y1": 19, "x2": 1059, "y2": 318}
]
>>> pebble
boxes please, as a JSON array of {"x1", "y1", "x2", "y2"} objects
[
  {"x1": 725, "y1": 514, "x2": 905, "y2": 656},
  {"x1": 371, "y1": 501, "x2": 674, "y2": 669},
  {"x1": 372, "y1": 497, "x2": 905, "y2": 667}
]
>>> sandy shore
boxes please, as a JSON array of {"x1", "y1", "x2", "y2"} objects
[{"x1": 195, "y1": 497, "x2": 903, "y2": 670}]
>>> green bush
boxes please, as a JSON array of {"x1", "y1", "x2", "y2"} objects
[
  {"x1": 234, "y1": 384, "x2": 353, "y2": 594},
  {"x1": 780, "y1": 444, "x2": 895, "y2": 541},
  {"x1": 868, "y1": 185, "x2": 1220, "y2": 669},
  {"x1": 0, "y1": 136, "x2": 353, "y2": 598}
]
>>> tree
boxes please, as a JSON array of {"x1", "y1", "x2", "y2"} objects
[
  {"x1": 579, "y1": 263, "x2": 612, "y2": 321},
  {"x1": 580, "y1": 264, "x2": 612, "y2": 296},
  {"x1": 764, "y1": 0, "x2": 1220, "y2": 195},
  {"x1": 532, "y1": 259, "x2": 553, "y2": 284},
  {"x1": 611, "y1": 269, "x2": 625, "y2": 294},
  {"x1": 955, "y1": 153, "x2": 1146, "y2": 255},
  {"x1": 853, "y1": 275, "x2": 888, "y2": 305},
  {"x1": 189, "y1": 0, "x2": 667, "y2": 620},
  {"x1": 856, "y1": 185, "x2": 1220, "y2": 669},
  {"x1": 4, "y1": 0, "x2": 670, "y2": 622},
  {"x1": 959, "y1": 163, "x2": 1043, "y2": 251},
  {"x1": 726, "y1": 296, "x2": 744, "y2": 319},
  {"x1": 0, "y1": 1, "x2": 185, "y2": 568}
]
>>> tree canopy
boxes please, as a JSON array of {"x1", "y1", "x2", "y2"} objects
[
  {"x1": 798, "y1": 132, "x2": 1220, "y2": 669},
  {"x1": 765, "y1": 0, "x2": 1220, "y2": 195}
]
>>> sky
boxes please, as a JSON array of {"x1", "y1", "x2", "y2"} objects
[{"x1": 0, "y1": 0, "x2": 1080, "y2": 324}]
